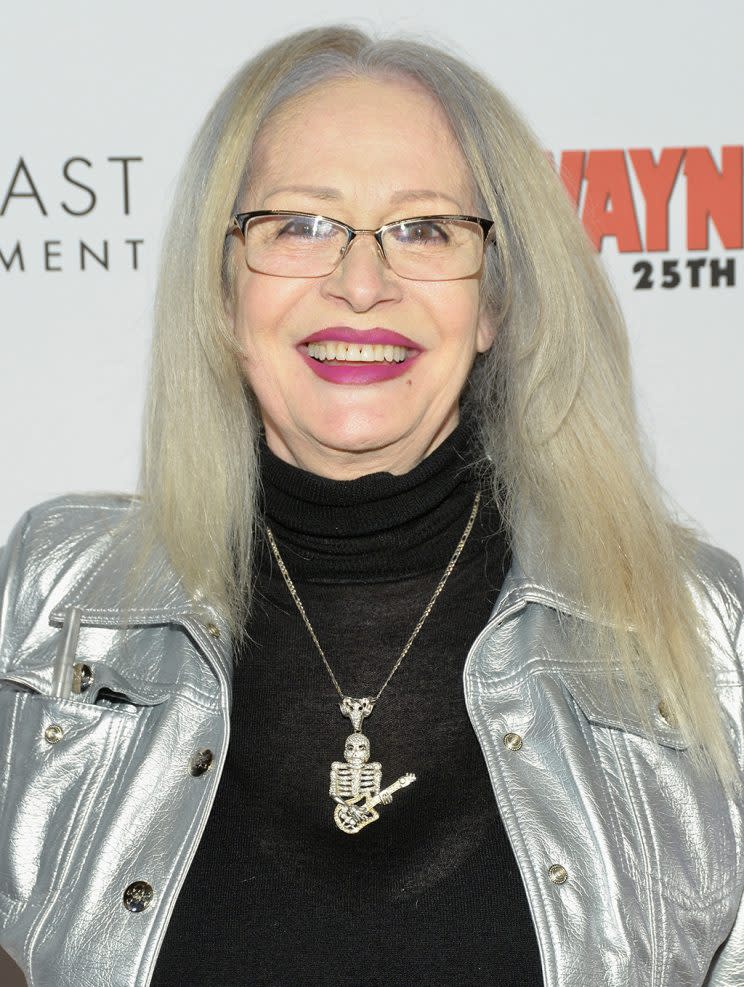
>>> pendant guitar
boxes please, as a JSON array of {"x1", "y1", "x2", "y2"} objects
[{"x1": 333, "y1": 773, "x2": 417, "y2": 834}]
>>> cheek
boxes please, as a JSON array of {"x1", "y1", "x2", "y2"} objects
[
  {"x1": 232, "y1": 275, "x2": 301, "y2": 361},
  {"x1": 423, "y1": 282, "x2": 482, "y2": 345}
]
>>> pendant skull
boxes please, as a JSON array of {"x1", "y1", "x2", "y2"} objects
[{"x1": 330, "y1": 732, "x2": 382, "y2": 801}]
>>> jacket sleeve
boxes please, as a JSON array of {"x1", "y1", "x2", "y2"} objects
[
  {"x1": 703, "y1": 892, "x2": 744, "y2": 984},
  {"x1": 0, "y1": 509, "x2": 33, "y2": 978},
  {"x1": 703, "y1": 565, "x2": 744, "y2": 985},
  {"x1": 0, "y1": 508, "x2": 32, "y2": 674}
]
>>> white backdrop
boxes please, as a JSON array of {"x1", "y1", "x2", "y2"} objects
[{"x1": 1, "y1": 0, "x2": 742, "y2": 563}]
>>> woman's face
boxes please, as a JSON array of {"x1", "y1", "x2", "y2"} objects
[{"x1": 231, "y1": 74, "x2": 494, "y2": 478}]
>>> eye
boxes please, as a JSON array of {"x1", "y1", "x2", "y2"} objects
[
  {"x1": 393, "y1": 219, "x2": 450, "y2": 244},
  {"x1": 276, "y1": 217, "x2": 337, "y2": 240}
]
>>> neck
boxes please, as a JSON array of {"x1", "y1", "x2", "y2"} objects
[{"x1": 256, "y1": 414, "x2": 494, "y2": 583}]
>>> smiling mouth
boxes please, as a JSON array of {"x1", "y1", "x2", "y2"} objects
[{"x1": 304, "y1": 341, "x2": 416, "y2": 363}]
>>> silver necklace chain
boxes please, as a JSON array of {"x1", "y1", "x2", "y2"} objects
[{"x1": 264, "y1": 489, "x2": 481, "y2": 704}]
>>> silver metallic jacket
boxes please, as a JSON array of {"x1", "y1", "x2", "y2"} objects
[{"x1": 0, "y1": 495, "x2": 743, "y2": 986}]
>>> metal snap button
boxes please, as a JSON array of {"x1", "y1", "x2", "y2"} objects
[
  {"x1": 548, "y1": 864, "x2": 569, "y2": 885},
  {"x1": 206, "y1": 622, "x2": 221, "y2": 639},
  {"x1": 44, "y1": 724, "x2": 64, "y2": 744},
  {"x1": 123, "y1": 881, "x2": 154, "y2": 913},
  {"x1": 503, "y1": 732, "x2": 523, "y2": 751},
  {"x1": 189, "y1": 749, "x2": 214, "y2": 776},
  {"x1": 72, "y1": 662, "x2": 94, "y2": 694}
]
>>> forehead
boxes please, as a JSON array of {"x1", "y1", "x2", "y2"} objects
[{"x1": 247, "y1": 75, "x2": 475, "y2": 211}]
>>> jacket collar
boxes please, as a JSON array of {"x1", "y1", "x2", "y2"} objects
[
  {"x1": 49, "y1": 516, "x2": 591, "y2": 637},
  {"x1": 488, "y1": 551, "x2": 594, "y2": 626}
]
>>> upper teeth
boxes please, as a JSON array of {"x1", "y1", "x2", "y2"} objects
[{"x1": 307, "y1": 342, "x2": 410, "y2": 363}]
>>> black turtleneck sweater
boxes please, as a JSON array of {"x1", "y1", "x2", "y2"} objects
[{"x1": 151, "y1": 420, "x2": 543, "y2": 986}]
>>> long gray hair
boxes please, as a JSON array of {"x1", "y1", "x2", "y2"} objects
[{"x1": 127, "y1": 25, "x2": 739, "y2": 790}]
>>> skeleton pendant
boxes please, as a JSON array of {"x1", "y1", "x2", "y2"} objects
[{"x1": 329, "y1": 698, "x2": 416, "y2": 834}]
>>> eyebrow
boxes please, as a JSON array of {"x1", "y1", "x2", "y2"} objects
[{"x1": 262, "y1": 184, "x2": 465, "y2": 210}]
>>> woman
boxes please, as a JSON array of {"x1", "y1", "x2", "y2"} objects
[{"x1": 0, "y1": 24, "x2": 742, "y2": 987}]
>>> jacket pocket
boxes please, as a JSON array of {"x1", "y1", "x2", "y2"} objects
[
  {"x1": 0, "y1": 673, "x2": 166, "y2": 917},
  {"x1": 558, "y1": 667, "x2": 742, "y2": 910}
]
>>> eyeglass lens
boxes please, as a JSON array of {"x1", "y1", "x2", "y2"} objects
[{"x1": 242, "y1": 214, "x2": 485, "y2": 280}]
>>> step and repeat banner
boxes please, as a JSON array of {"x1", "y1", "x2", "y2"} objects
[
  {"x1": 1, "y1": 7, "x2": 741, "y2": 983},
  {"x1": 1, "y1": 0, "x2": 742, "y2": 572}
]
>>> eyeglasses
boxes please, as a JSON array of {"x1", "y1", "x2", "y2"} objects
[{"x1": 228, "y1": 210, "x2": 496, "y2": 281}]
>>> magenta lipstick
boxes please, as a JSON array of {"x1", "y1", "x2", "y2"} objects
[{"x1": 298, "y1": 326, "x2": 422, "y2": 385}]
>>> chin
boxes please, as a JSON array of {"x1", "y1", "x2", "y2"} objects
[
  {"x1": 300, "y1": 398, "x2": 456, "y2": 460},
  {"x1": 309, "y1": 417, "x2": 408, "y2": 456}
]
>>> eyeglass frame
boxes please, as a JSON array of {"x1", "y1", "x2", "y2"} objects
[{"x1": 227, "y1": 209, "x2": 497, "y2": 279}]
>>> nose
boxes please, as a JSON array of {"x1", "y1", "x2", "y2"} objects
[{"x1": 321, "y1": 232, "x2": 402, "y2": 311}]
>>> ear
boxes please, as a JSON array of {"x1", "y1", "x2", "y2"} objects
[{"x1": 475, "y1": 310, "x2": 496, "y2": 354}]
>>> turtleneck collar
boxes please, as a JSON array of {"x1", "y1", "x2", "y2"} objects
[{"x1": 256, "y1": 417, "x2": 497, "y2": 584}]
